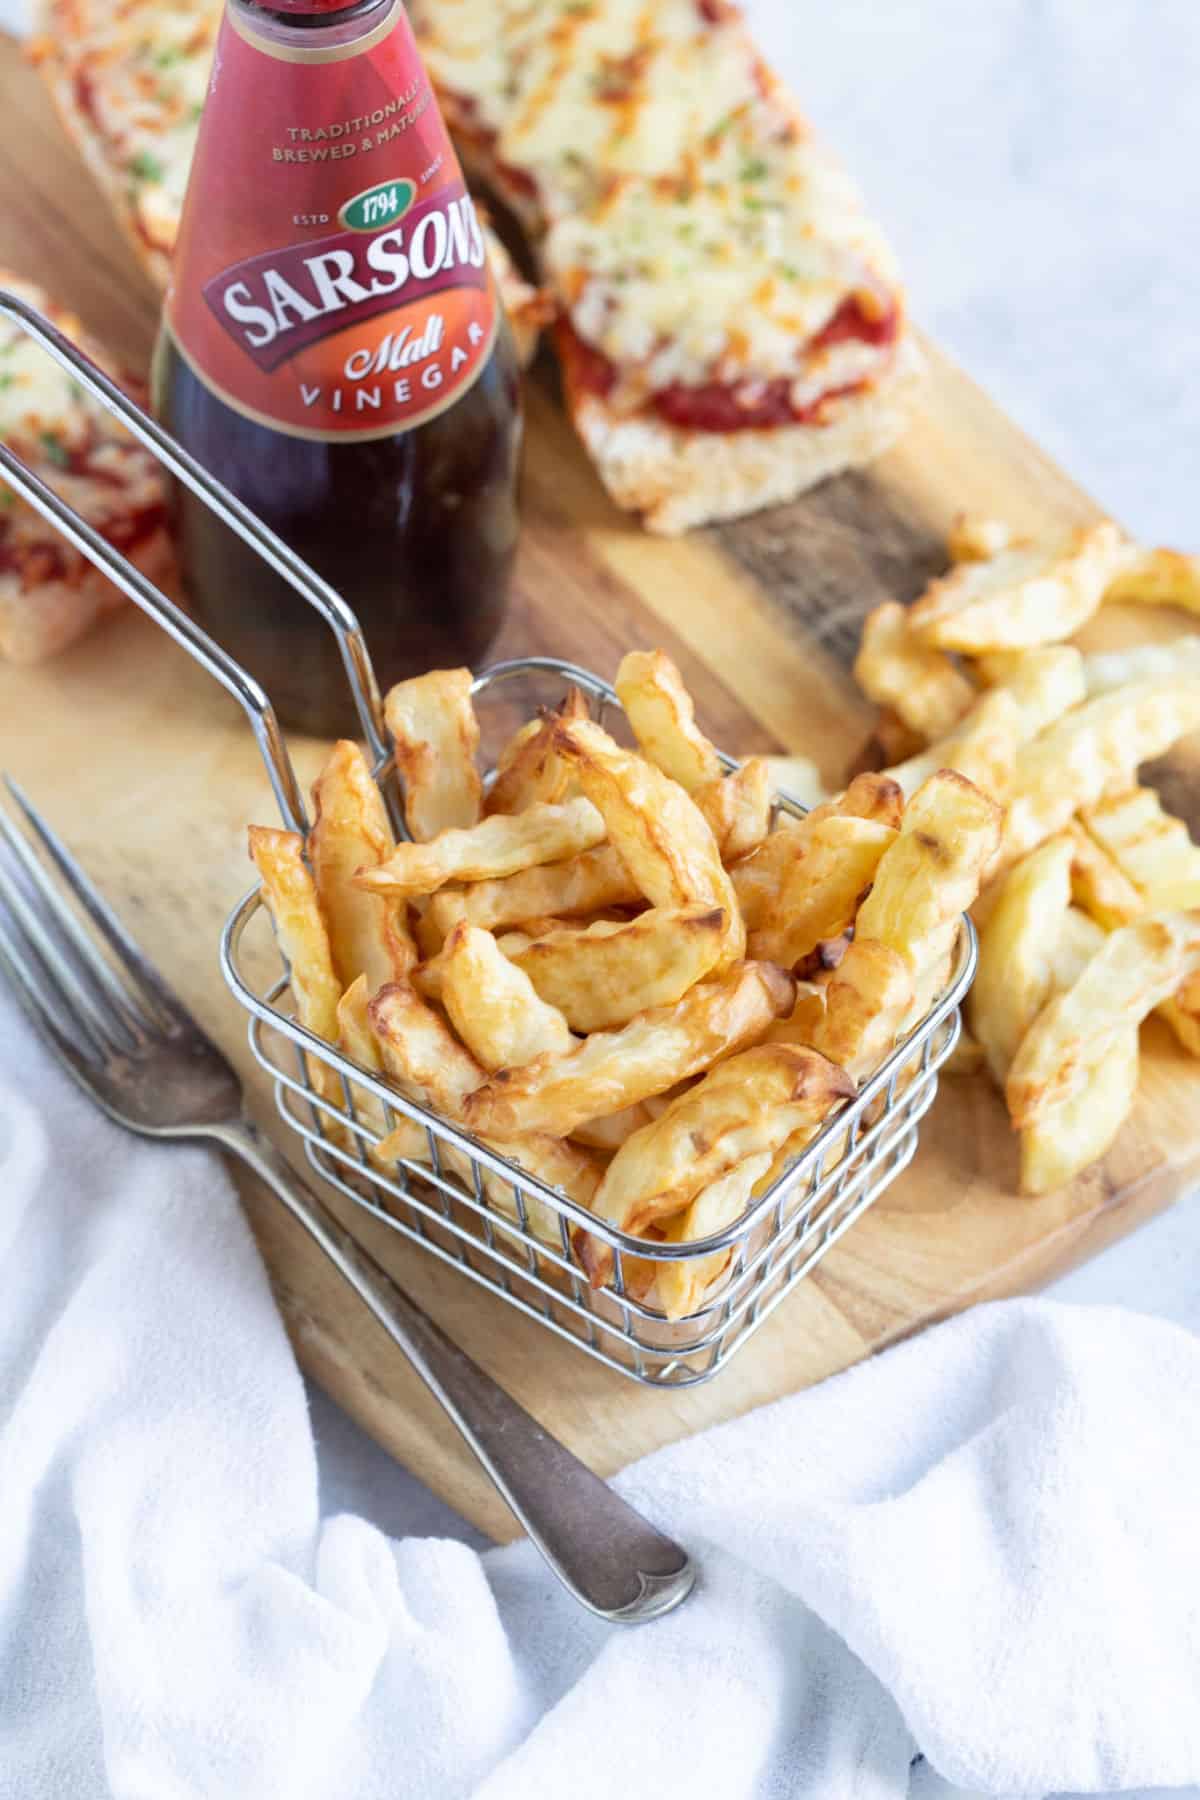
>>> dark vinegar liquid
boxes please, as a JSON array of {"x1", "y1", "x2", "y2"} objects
[{"x1": 153, "y1": 320, "x2": 522, "y2": 738}]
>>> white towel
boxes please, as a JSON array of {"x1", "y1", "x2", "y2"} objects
[{"x1": 2, "y1": 985, "x2": 1200, "y2": 1800}]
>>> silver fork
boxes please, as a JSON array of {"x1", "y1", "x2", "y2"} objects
[{"x1": 0, "y1": 777, "x2": 694, "y2": 1625}]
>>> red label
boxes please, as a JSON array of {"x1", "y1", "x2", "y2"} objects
[{"x1": 166, "y1": 0, "x2": 497, "y2": 442}]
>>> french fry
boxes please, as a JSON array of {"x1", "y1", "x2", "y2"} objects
[
  {"x1": 1067, "y1": 805, "x2": 1200, "y2": 1056},
  {"x1": 385, "y1": 668, "x2": 482, "y2": 841},
  {"x1": 808, "y1": 939, "x2": 913, "y2": 1080},
  {"x1": 694, "y1": 758, "x2": 773, "y2": 862},
  {"x1": 842, "y1": 772, "x2": 1000, "y2": 1054},
  {"x1": 1057, "y1": 900, "x2": 1200, "y2": 1065},
  {"x1": 748, "y1": 816, "x2": 897, "y2": 969},
  {"x1": 1080, "y1": 787, "x2": 1200, "y2": 900},
  {"x1": 570, "y1": 1101, "x2": 656, "y2": 1151},
  {"x1": 656, "y1": 1152, "x2": 774, "y2": 1320},
  {"x1": 1019, "y1": 1026, "x2": 1140, "y2": 1195},
  {"x1": 1066, "y1": 822, "x2": 1144, "y2": 928},
  {"x1": 762, "y1": 753, "x2": 827, "y2": 809},
  {"x1": 429, "y1": 843, "x2": 640, "y2": 937},
  {"x1": 614, "y1": 649, "x2": 723, "y2": 791},
  {"x1": 642, "y1": 1078, "x2": 701, "y2": 1119},
  {"x1": 484, "y1": 1135, "x2": 603, "y2": 1235},
  {"x1": 369, "y1": 980, "x2": 484, "y2": 1121},
  {"x1": 1006, "y1": 911, "x2": 1200, "y2": 1130},
  {"x1": 871, "y1": 708, "x2": 927, "y2": 767},
  {"x1": 493, "y1": 917, "x2": 575, "y2": 953},
  {"x1": 908, "y1": 520, "x2": 1134, "y2": 653},
  {"x1": 580, "y1": 1044, "x2": 854, "y2": 1282},
  {"x1": 885, "y1": 651, "x2": 1084, "y2": 805},
  {"x1": 792, "y1": 934, "x2": 851, "y2": 981},
  {"x1": 1103, "y1": 547, "x2": 1200, "y2": 615},
  {"x1": 971, "y1": 646, "x2": 1087, "y2": 737},
  {"x1": 765, "y1": 979, "x2": 831, "y2": 1051},
  {"x1": 370, "y1": 1117, "x2": 602, "y2": 1246},
  {"x1": 411, "y1": 898, "x2": 445, "y2": 961},
  {"x1": 336, "y1": 975, "x2": 426, "y2": 1165},
  {"x1": 554, "y1": 716, "x2": 745, "y2": 966},
  {"x1": 485, "y1": 687, "x2": 587, "y2": 815},
  {"x1": 369, "y1": 981, "x2": 600, "y2": 1242},
  {"x1": 357, "y1": 796, "x2": 606, "y2": 899},
  {"x1": 1048, "y1": 908, "x2": 1108, "y2": 993},
  {"x1": 464, "y1": 961, "x2": 795, "y2": 1140},
  {"x1": 853, "y1": 600, "x2": 977, "y2": 740},
  {"x1": 856, "y1": 771, "x2": 1002, "y2": 973},
  {"x1": 309, "y1": 739, "x2": 415, "y2": 993},
  {"x1": 438, "y1": 923, "x2": 575, "y2": 1071},
  {"x1": 730, "y1": 772, "x2": 903, "y2": 930},
  {"x1": 749, "y1": 1119, "x2": 826, "y2": 1195},
  {"x1": 504, "y1": 904, "x2": 728, "y2": 1032},
  {"x1": 947, "y1": 514, "x2": 1015, "y2": 563},
  {"x1": 1002, "y1": 676, "x2": 1200, "y2": 863},
  {"x1": 830, "y1": 770, "x2": 907, "y2": 830},
  {"x1": 883, "y1": 688, "x2": 1022, "y2": 804},
  {"x1": 969, "y1": 836, "x2": 1074, "y2": 1085},
  {"x1": 336, "y1": 972, "x2": 384, "y2": 1077},
  {"x1": 249, "y1": 826, "x2": 343, "y2": 1110},
  {"x1": 1083, "y1": 638, "x2": 1200, "y2": 696}
]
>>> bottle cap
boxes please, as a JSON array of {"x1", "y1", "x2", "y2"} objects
[{"x1": 245, "y1": 1, "x2": 363, "y2": 13}]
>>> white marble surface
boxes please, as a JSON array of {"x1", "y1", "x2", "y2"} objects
[{"x1": 3, "y1": 3, "x2": 1199, "y2": 1793}]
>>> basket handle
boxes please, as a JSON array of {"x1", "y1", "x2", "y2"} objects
[{"x1": 0, "y1": 289, "x2": 391, "y2": 834}]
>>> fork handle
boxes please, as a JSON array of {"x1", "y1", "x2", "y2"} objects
[{"x1": 213, "y1": 1120, "x2": 695, "y2": 1624}]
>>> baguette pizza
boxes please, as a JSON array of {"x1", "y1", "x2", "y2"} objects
[
  {"x1": 0, "y1": 273, "x2": 173, "y2": 664},
  {"x1": 409, "y1": 0, "x2": 917, "y2": 532},
  {"x1": 27, "y1": 0, "x2": 551, "y2": 364}
]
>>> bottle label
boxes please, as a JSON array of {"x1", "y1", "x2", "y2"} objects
[{"x1": 165, "y1": 0, "x2": 498, "y2": 442}]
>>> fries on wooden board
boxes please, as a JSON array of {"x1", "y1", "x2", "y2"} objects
[
  {"x1": 852, "y1": 510, "x2": 1200, "y2": 1192},
  {"x1": 248, "y1": 651, "x2": 985, "y2": 1317}
]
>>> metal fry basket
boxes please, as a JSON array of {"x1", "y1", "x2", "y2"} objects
[{"x1": 0, "y1": 290, "x2": 976, "y2": 1389}]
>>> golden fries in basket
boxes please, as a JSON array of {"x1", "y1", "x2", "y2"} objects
[{"x1": 248, "y1": 651, "x2": 995, "y2": 1322}]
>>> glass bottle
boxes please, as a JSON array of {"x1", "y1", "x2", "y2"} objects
[{"x1": 154, "y1": 0, "x2": 522, "y2": 736}]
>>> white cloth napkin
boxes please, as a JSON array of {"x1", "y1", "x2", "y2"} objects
[{"x1": 3, "y1": 986, "x2": 1200, "y2": 1800}]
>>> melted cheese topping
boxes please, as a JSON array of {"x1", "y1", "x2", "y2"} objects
[
  {"x1": 40, "y1": 0, "x2": 218, "y2": 253},
  {"x1": 410, "y1": 0, "x2": 904, "y2": 397},
  {"x1": 0, "y1": 273, "x2": 165, "y2": 595},
  {"x1": 0, "y1": 275, "x2": 115, "y2": 455}
]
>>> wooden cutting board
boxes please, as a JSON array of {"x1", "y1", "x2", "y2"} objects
[{"x1": 3, "y1": 35, "x2": 1199, "y2": 1542}]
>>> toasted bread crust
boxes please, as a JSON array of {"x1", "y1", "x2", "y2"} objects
[{"x1": 567, "y1": 340, "x2": 922, "y2": 535}]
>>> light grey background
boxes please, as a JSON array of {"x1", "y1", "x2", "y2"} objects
[{"x1": 2, "y1": 2, "x2": 1199, "y2": 1794}]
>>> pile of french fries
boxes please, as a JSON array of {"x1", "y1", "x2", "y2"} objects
[
  {"x1": 248, "y1": 652, "x2": 999, "y2": 1319},
  {"x1": 853, "y1": 520, "x2": 1200, "y2": 1193}
]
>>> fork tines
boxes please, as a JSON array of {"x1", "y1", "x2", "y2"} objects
[{"x1": 0, "y1": 776, "x2": 178, "y2": 1057}]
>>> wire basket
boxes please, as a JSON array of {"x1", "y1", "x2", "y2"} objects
[{"x1": 0, "y1": 289, "x2": 976, "y2": 1388}]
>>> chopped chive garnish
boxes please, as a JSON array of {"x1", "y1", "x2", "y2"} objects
[{"x1": 39, "y1": 432, "x2": 70, "y2": 468}]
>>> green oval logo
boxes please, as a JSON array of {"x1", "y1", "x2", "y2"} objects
[{"x1": 338, "y1": 178, "x2": 416, "y2": 234}]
